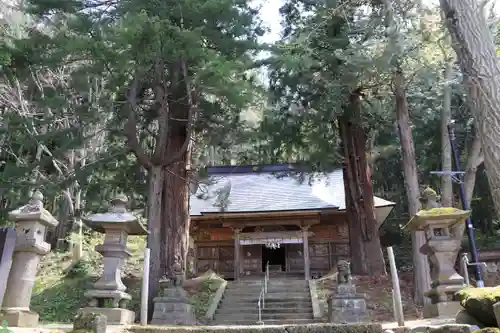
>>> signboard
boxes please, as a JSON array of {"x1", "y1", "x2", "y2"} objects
[{"x1": 240, "y1": 238, "x2": 303, "y2": 245}]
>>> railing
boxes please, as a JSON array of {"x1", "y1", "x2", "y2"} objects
[
  {"x1": 257, "y1": 261, "x2": 270, "y2": 324},
  {"x1": 460, "y1": 253, "x2": 470, "y2": 285},
  {"x1": 460, "y1": 253, "x2": 488, "y2": 286}
]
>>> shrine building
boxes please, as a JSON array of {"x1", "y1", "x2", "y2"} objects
[{"x1": 189, "y1": 164, "x2": 395, "y2": 281}]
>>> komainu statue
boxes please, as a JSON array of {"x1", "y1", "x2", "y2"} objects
[
  {"x1": 337, "y1": 259, "x2": 352, "y2": 285},
  {"x1": 171, "y1": 254, "x2": 184, "y2": 287},
  {"x1": 420, "y1": 187, "x2": 441, "y2": 210}
]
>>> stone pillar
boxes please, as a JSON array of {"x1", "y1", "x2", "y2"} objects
[
  {"x1": 302, "y1": 226, "x2": 310, "y2": 280},
  {"x1": 234, "y1": 228, "x2": 241, "y2": 281},
  {"x1": 0, "y1": 191, "x2": 59, "y2": 327},
  {"x1": 78, "y1": 195, "x2": 148, "y2": 324}
]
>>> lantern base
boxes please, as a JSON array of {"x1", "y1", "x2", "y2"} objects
[
  {"x1": 78, "y1": 307, "x2": 135, "y2": 325},
  {"x1": 423, "y1": 301, "x2": 463, "y2": 318},
  {"x1": 0, "y1": 310, "x2": 39, "y2": 327}
]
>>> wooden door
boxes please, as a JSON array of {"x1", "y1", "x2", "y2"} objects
[
  {"x1": 242, "y1": 245, "x2": 262, "y2": 274},
  {"x1": 309, "y1": 242, "x2": 330, "y2": 276},
  {"x1": 218, "y1": 246, "x2": 235, "y2": 279},
  {"x1": 196, "y1": 246, "x2": 218, "y2": 273},
  {"x1": 286, "y1": 243, "x2": 304, "y2": 273}
]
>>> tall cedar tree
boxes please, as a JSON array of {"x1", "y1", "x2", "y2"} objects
[
  {"x1": 266, "y1": 0, "x2": 386, "y2": 274},
  {"x1": 23, "y1": 0, "x2": 263, "y2": 317}
]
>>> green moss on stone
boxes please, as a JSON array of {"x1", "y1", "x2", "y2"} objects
[
  {"x1": 423, "y1": 187, "x2": 438, "y2": 197},
  {"x1": 418, "y1": 207, "x2": 467, "y2": 216},
  {"x1": 472, "y1": 329, "x2": 500, "y2": 333},
  {"x1": 457, "y1": 287, "x2": 500, "y2": 327},
  {"x1": 128, "y1": 323, "x2": 383, "y2": 333},
  {"x1": 286, "y1": 323, "x2": 382, "y2": 333},
  {"x1": 68, "y1": 329, "x2": 95, "y2": 333}
]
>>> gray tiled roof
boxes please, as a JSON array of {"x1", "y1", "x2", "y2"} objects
[{"x1": 189, "y1": 169, "x2": 395, "y2": 216}]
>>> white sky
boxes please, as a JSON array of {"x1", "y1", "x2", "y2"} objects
[{"x1": 256, "y1": 0, "x2": 499, "y2": 44}]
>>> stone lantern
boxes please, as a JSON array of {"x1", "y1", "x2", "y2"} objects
[
  {"x1": 405, "y1": 187, "x2": 469, "y2": 318},
  {"x1": 78, "y1": 194, "x2": 148, "y2": 324},
  {"x1": 0, "y1": 190, "x2": 59, "y2": 327}
]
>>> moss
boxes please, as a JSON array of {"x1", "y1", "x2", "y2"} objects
[
  {"x1": 472, "y1": 329, "x2": 500, "y2": 333},
  {"x1": 32, "y1": 276, "x2": 94, "y2": 323},
  {"x1": 68, "y1": 330, "x2": 95, "y2": 333},
  {"x1": 128, "y1": 323, "x2": 383, "y2": 333},
  {"x1": 456, "y1": 287, "x2": 500, "y2": 327},
  {"x1": 188, "y1": 275, "x2": 224, "y2": 319},
  {"x1": 74, "y1": 312, "x2": 103, "y2": 324},
  {"x1": 73, "y1": 311, "x2": 106, "y2": 333},
  {"x1": 423, "y1": 187, "x2": 438, "y2": 197},
  {"x1": 417, "y1": 207, "x2": 467, "y2": 216},
  {"x1": 286, "y1": 323, "x2": 382, "y2": 333}
]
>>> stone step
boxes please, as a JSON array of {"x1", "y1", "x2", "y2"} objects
[
  {"x1": 223, "y1": 293, "x2": 311, "y2": 302},
  {"x1": 215, "y1": 314, "x2": 313, "y2": 323},
  {"x1": 216, "y1": 306, "x2": 313, "y2": 315},
  {"x1": 221, "y1": 300, "x2": 311, "y2": 308},
  {"x1": 224, "y1": 291, "x2": 310, "y2": 297},
  {"x1": 228, "y1": 287, "x2": 308, "y2": 293},
  {"x1": 215, "y1": 311, "x2": 314, "y2": 319},
  {"x1": 220, "y1": 300, "x2": 312, "y2": 308},
  {"x1": 213, "y1": 318, "x2": 318, "y2": 325},
  {"x1": 235, "y1": 281, "x2": 309, "y2": 286},
  {"x1": 228, "y1": 285, "x2": 309, "y2": 290},
  {"x1": 230, "y1": 282, "x2": 309, "y2": 287}
]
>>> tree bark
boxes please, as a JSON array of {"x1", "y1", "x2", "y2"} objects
[
  {"x1": 163, "y1": 132, "x2": 191, "y2": 276},
  {"x1": 339, "y1": 92, "x2": 386, "y2": 275},
  {"x1": 464, "y1": 131, "x2": 484, "y2": 204},
  {"x1": 440, "y1": 0, "x2": 500, "y2": 218},
  {"x1": 440, "y1": 48, "x2": 453, "y2": 207},
  {"x1": 393, "y1": 69, "x2": 431, "y2": 306}
]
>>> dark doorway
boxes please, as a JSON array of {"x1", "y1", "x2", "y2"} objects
[{"x1": 262, "y1": 245, "x2": 286, "y2": 272}]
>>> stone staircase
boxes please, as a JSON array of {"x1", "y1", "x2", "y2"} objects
[{"x1": 213, "y1": 276, "x2": 315, "y2": 325}]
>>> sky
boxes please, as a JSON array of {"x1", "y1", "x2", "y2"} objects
[{"x1": 256, "y1": 0, "x2": 499, "y2": 44}]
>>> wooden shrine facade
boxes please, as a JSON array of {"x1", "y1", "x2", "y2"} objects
[{"x1": 190, "y1": 209, "x2": 350, "y2": 280}]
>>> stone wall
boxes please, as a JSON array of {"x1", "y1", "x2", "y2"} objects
[{"x1": 130, "y1": 323, "x2": 383, "y2": 333}]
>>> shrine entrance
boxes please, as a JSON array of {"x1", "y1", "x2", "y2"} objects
[{"x1": 262, "y1": 244, "x2": 285, "y2": 272}]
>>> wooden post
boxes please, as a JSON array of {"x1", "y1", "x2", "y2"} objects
[
  {"x1": 234, "y1": 228, "x2": 241, "y2": 281},
  {"x1": 302, "y1": 226, "x2": 310, "y2": 280},
  {"x1": 387, "y1": 246, "x2": 404, "y2": 327},
  {"x1": 141, "y1": 248, "x2": 151, "y2": 326},
  {"x1": 193, "y1": 243, "x2": 198, "y2": 276}
]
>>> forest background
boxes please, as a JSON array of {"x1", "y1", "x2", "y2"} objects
[{"x1": 0, "y1": 0, "x2": 499, "y2": 308}]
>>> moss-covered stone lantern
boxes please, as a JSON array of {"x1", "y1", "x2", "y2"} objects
[
  {"x1": 404, "y1": 187, "x2": 469, "y2": 318},
  {"x1": 78, "y1": 194, "x2": 148, "y2": 324}
]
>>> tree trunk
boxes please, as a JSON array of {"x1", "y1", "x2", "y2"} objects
[
  {"x1": 162, "y1": 111, "x2": 192, "y2": 277},
  {"x1": 440, "y1": 0, "x2": 500, "y2": 217},
  {"x1": 339, "y1": 92, "x2": 386, "y2": 275},
  {"x1": 393, "y1": 69, "x2": 431, "y2": 306},
  {"x1": 451, "y1": 129, "x2": 483, "y2": 245},
  {"x1": 440, "y1": 51, "x2": 453, "y2": 207},
  {"x1": 464, "y1": 132, "x2": 484, "y2": 204},
  {"x1": 147, "y1": 165, "x2": 164, "y2": 321}
]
